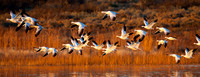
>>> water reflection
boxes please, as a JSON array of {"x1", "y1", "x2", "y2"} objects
[{"x1": 0, "y1": 65, "x2": 200, "y2": 77}]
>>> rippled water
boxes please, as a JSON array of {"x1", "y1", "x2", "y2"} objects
[{"x1": 0, "y1": 65, "x2": 200, "y2": 77}]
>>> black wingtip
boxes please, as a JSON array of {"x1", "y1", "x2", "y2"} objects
[
  {"x1": 176, "y1": 60, "x2": 180, "y2": 64},
  {"x1": 43, "y1": 53, "x2": 48, "y2": 57},
  {"x1": 143, "y1": 17, "x2": 147, "y2": 21},
  {"x1": 87, "y1": 32, "x2": 91, "y2": 35},
  {"x1": 102, "y1": 53, "x2": 106, "y2": 56},
  {"x1": 154, "y1": 19, "x2": 158, "y2": 22},
  {"x1": 166, "y1": 33, "x2": 170, "y2": 35},
  {"x1": 71, "y1": 36, "x2": 74, "y2": 40},
  {"x1": 53, "y1": 53, "x2": 57, "y2": 57},
  {"x1": 134, "y1": 35, "x2": 140, "y2": 42},
  {"x1": 129, "y1": 33, "x2": 133, "y2": 35},
  {"x1": 155, "y1": 30, "x2": 160, "y2": 34},
  {"x1": 196, "y1": 34, "x2": 200, "y2": 38},
  {"x1": 157, "y1": 45, "x2": 161, "y2": 49},
  {"x1": 89, "y1": 37, "x2": 93, "y2": 40},
  {"x1": 60, "y1": 47, "x2": 66, "y2": 51},
  {"x1": 112, "y1": 17, "x2": 116, "y2": 21},
  {"x1": 68, "y1": 49, "x2": 73, "y2": 54},
  {"x1": 114, "y1": 41, "x2": 119, "y2": 45},
  {"x1": 102, "y1": 41, "x2": 106, "y2": 44}
]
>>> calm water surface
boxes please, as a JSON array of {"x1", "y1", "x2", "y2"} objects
[{"x1": 0, "y1": 65, "x2": 200, "y2": 77}]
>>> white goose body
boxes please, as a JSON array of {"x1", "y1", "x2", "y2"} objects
[
  {"x1": 155, "y1": 27, "x2": 170, "y2": 35},
  {"x1": 157, "y1": 40, "x2": 168, "y2": 49},
  {"x1": 116, "y1": 25, "x2": 133, "y2": 40},
  {"x1": 165, "y1": 37, "x2": 177, "y2": 40},
  {"x1": 194, "y1": 34, "x2": 200, "y2": 46},
  {"x1": 126, "y1": 40, "x2": 141, "y2": 50},
  {"x1": 134, "y1": 30, "x2": 147, "y2": 42},
  {"x1": 181, "y1": 48, "x2": 196, "y2": 59},
  {"x1": 101, "y1": 11, "x2": 118, "y2": 21},
  {"x1": 142, "y1": 17, "x2": 158, "y2": 30},
  {"x1": 71, "y1": 22, "x2": 87, "y2": 36},
  {"x1": 6, "y1": 11, "x2": 22, "y2": 23},
  {"x1": 91, "y1": 41, "x2": 106, "y2": 50},
  {"x1": 43, "y1": 48, "x2": 57, "y2": 57},
  {"x1": 169, "y1": 54, "x2": 181, "y2": 64},
  {"x1": 102, "y1": 40, "x2": 118, "y2": 56}
]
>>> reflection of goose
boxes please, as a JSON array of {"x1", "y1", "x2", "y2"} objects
[
  {"x1": 169, "y1": 54, "x2": 181, "y2": 64},
  {"x1": 43, "y1": 48, "x2": 57, "y2": 57},
  {"x1": 91, "y1": 41, "x2": 106, "y2": 50},
  {"x1": 116, "y1": 25, "x2": 133, "y2": 40},
  {"x1": 134, "y1": 30, "x2": 146, "y2": 42},
  {"x1": 6, "y1": 11, "x2": 22, "y2": 23},
  {"x1": 181, "y1": 48, "x2": 197, "y2": 59},
  {"x1": 157, "y1": 40, "x2": 167, "y2": 49},
  {"x1": 165, "y1": 37, "x2": 177, "y2": 40},
  {"x1": 155, "y1": 27, "x2": 170, "y2": 35},
  {"x1": 102, "y1": 40, "x2": 118, "y2": 56},
  {"x1": 101, "y1": 11, "x2": 118, "y2": 21},
  {"x1": 71, "y1": 22, "x2": 87, "y2": 36},
  {"x1": 194, "y1": 34, "x2": 200, "y2": 46},
  {"x1": 125, "y1": 40, "x2": 141, "y2": 50},
  {"x1": 142, "y1": 17, "x2": 158, "y2": 29}
]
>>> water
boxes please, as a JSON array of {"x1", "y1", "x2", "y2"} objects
[{"x1": 0, "y1": 65, "x2": 200, "y2": 77}]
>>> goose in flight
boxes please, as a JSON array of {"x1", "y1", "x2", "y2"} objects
[
  {"x1": 125, "y1": 40, "x2": 141, "y2": 50},
  {"x1": 63, "y1": 36, "x2": 86, "y2": 55},
  {"x1": 43, "y1": 48, "x2": 57, "y2": 57},
  {"x1": 168, "y1": 54, "x2": 181, "y2": 64},
  {"x1": 71, "y1": 22, "x2": 87, "y2": 36},
  {"x1": 181, "y1": 48, "x2": 197, "y2": 59},
  {"x1": 155, "y1": 27, "x2": 170, "y2": 35},
  {"x1": 91, "y1": 41, "x2": 106, "y2": 50},
  {"x1": 102, "y1": 40, "x2": 118, "y2": 56},
  {"x1": 60, "y1": 44, "x2": 74, "y2": 53},
  {"x1": 35, "y1": 46, "x2": 49, "y2": 52},
  {"x1": 134, "y1": 30, "x2": 147, "y2": 42},
  {"x1": 101, "y1": 11, "x2": 118, "y2": 21},
  {"x1": 116, "y1": 25, "x2": 133, "y2": 40},
  {"x1": 78, "y1": 32, "x2": 91, "y2": 41},
  {"x1": 6, "y1": 11, "x2": 23, "y2": 24},
  {"x1": 194, "y1": 34, "x2": 200, "y2": 46},
  {"x1": 79, "y1": 36, "x2": 93, "y2": 47},
  {"x1": 22, "y1": 14, "x2": 38, "y2": 26},
  {"x1": 157, "y1": 40, "x2": 167, "y2": 49},
  {"x1": 165, "y1": 37, "x2": 177, "y2": 40},
  {"x1": 28, "y1": 25, "x2": 44, "y2": 37},
  {"x1": 142, "y1": 17, "x2": 158, "y2": 30},
  {"x1": 16, "y1": 20, "x2": 30, "y2": 33}
]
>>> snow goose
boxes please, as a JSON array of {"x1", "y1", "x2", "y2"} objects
[
  {"x1": 35, "y1": 46, "x2": 49, "y2": 52},
  {"x1": 71, "y1": 22, "x2": 87, "y2": 36},
  {"x1": 194, "y1": 34, "x2": 200, "y2": 46},
  {"x1": 69, "y1": 36, "x2": 87, "y2": 55},
  {"x1": 125, "y1": 40, "x2": 141, "y2": 50},
  {"x1": 60, "y1": 44, "x2": 74, "y2": 53},
  {"x1": 157, "y1": 40, "x2": 167, "y2": 49},
  {"x1": 169, "y1": 54, "x2": 181, "y2": 64},
  {"x1": 101, "y1": 11, "x2": 118, "y2": 21},
  {"x1": 181, "y1": 48, "x2": 197, "y2": 59},
  {"x1": 6, "y1": 11, "x2": 22, "y2": 23},
  {"x1": 155, "y1": 27, "x2": 170, "y2": 35},
  {"x1": 165, "y1": 37, "x2": 177, "y2": 40},
  {"x1": 116, "y1": 25, "x2": 133, "y2": 40},
  {"x1": 16, "y1": 20, "x2": 31, "y2": 33},
  {"x1": 142, "y1": 17, "x2": 158, "y2": 30},
  {"x1": 102, "y1": 40, "x2": 118, "y2": 56},
  {"x1": 28, "y1": 25, "x2": 44, "y2": 37},
  {"x1": 22, "y1": 14, "x2": 38, "y2": 26},
  {"x1": 134, "y1": 30, "x2": 147, "y2": 42},
  {"x1": 91, "y1": 41, "x2": 106, "y2": 50},
  {"x1": 43, "y1": 48, "x2": 57, "y2": 57}
]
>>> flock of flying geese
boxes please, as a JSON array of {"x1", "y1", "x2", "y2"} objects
[{"x1": 6, "y1": 10, "x2": 200, "y2": 64}]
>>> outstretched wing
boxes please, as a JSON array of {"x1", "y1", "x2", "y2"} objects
[
  {"x1": 143, "y1": 17, "x2": 149, "y2": 26},
  {"x1": 196, "y1": 34, "x2": 200, "y2": 43},
  {"x1": 121, "y1": 25, "x2": 126, "y2": 36},
  {"x1": 102, "y1": 14, "x2": 108, "y2": 20},
  {"x1": 148, "y1": 19, "x2": 158, "y2": 28}
]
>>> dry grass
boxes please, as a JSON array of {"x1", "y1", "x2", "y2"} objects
[{"x1": 0, "y1": 0, "x2": 200, "y2": 65}]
